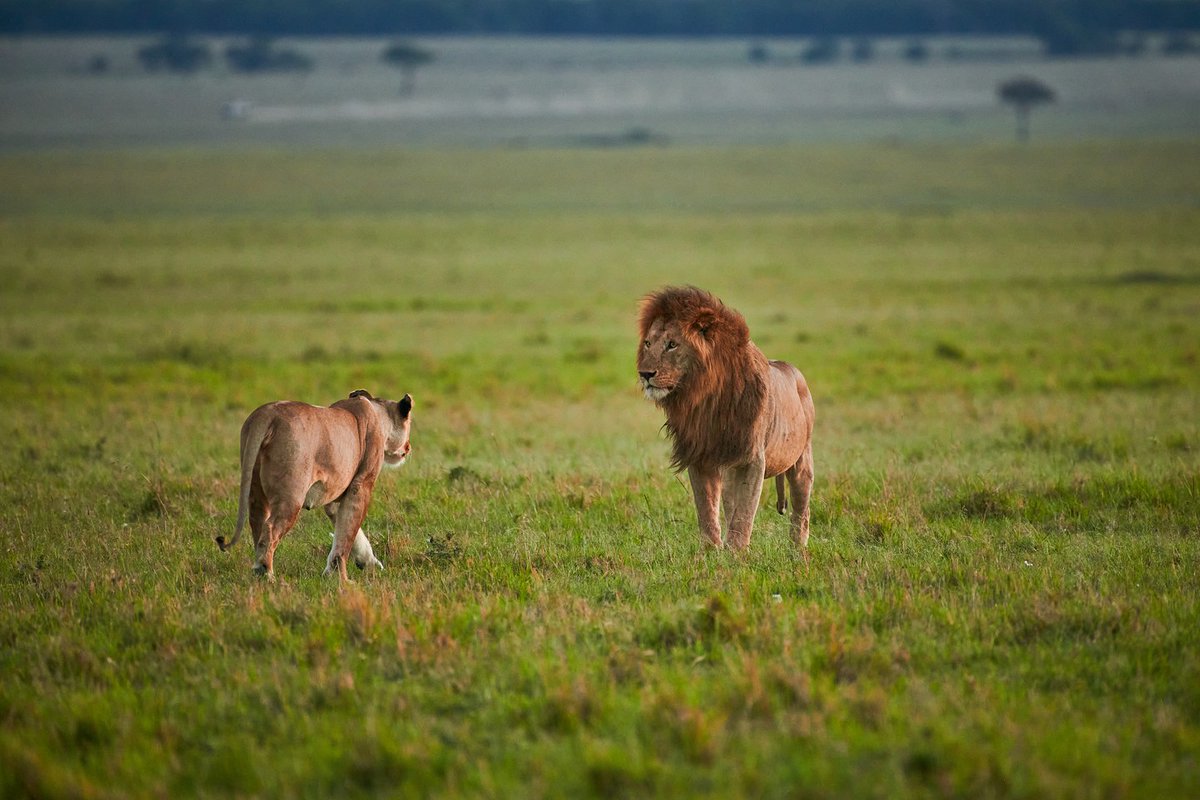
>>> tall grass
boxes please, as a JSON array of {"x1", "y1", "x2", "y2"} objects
[{"x1": 1, "y1": 141, "x2": 1198, "y2": 797}]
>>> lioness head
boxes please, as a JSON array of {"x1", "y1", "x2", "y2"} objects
[
  {"x1": 637, "y1": 286, "x2": 747, "y2": 403},
  {"x1": 382, "y1": 394, "x2": 413, "y2": 467},
  {"x1": 350, "y1": 389, "x2": 413, "y2": 467}
]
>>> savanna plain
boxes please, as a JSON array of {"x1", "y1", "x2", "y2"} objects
[{"x1": 1, "y1": 140, "x2": 1198, "y2": 798}]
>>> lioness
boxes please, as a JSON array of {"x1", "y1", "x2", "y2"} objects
[
  {"x1": 637, "y1": 286, "x2": 815, "y2": 552},
  {"x1": 216, "y1": 389, "x2": 412, "y2": 580}
]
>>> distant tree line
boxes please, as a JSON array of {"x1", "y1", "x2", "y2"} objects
[
  {"x1": 3, "y1": 0, "x2": 1199, "y2": 48},
  {"x1": 135, "y1": 35, "x2": 314, "y2": 73}
]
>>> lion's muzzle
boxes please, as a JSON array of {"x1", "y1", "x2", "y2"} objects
[{"x1": 640, "y1": 373, "x2": 672, "y2": 401}]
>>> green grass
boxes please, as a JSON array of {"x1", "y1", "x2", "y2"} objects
[{"x1": 1, "y1": 140, "x2": 1199, "y2": 798}]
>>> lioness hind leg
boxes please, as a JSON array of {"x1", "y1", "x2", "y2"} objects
[
  {"x1": 256, "y1": 502, "x2": 302, "y2": 579},
  {"x1": 787, "y1": 444, "x2": 815, "y2": 551},
  {"x1": 249, "y1": 483, "x2": 270, "y2": 565}
]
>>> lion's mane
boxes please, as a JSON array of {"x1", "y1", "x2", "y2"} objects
[{"x1": 638, "y1": 286, "x2": 769, "y2": 472}]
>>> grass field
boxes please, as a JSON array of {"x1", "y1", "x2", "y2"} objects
[{"x1": 1, "y1": 140, "x2": 1199, "y2": 798}]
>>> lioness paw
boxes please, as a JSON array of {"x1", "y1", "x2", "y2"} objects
[{"x1": 327, "y1": 529, "x2": 383, "y2": 574}]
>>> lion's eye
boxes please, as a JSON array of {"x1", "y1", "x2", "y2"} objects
[
  {"x1": 666, "y1": 340, "x2": 677, "y2": 351},
  {"x1": 643, "y1": 340, "x2": 651, "y2": 349}
]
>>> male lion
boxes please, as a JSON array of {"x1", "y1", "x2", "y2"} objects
[
  {"x1": 216, "y1": 389, "x2": 413, "y2": 581},
  {"x1": 637, "y1": 286, "x2": 814, "y2": 552}
]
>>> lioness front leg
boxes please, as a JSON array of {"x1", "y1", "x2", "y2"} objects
[
  {"x1": 322, "y1": 502, "x2": 379, "y2": 575},
  {"x1": 322, "y1": 502, "x2": 344, "y2": 576},
  {"x1": 687, "y1": 465, "x2": 724, "y2": 549},
  {"x1": 330, "y1": 484, "x2": 373, "y2": 582},
  {"x1": 725, "y1": 458, "x2": 766, "y2": 551}
]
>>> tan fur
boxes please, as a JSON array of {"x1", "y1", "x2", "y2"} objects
[
  {"x1": 637, "y1": 286, "x2": 814, "y2": 551},
  {"x1": 216, "y1": 389, "x2": 412, "y2": 581}
]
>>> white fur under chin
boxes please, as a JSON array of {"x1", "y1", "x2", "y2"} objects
[
  {"x1": 324, "y1": 529, "x2": 384, "y2": 574},
  {"x1": 643, "y1": 385, "x2": 671, "y2": 402}
]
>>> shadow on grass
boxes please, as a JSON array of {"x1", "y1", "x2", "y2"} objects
[{"x1": 925, "y1": 473, "x2": 1200, "y2": 531}]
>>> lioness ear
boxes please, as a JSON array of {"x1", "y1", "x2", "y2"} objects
[
  {"x1": 399, "y1": 394, "x2": 413, "y2": 417},
  {"x1": 349, "y1": 389, "x2": 373, "y2": 400}
]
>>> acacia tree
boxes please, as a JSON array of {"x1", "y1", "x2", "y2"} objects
[
  {"x1": 998, "y1": 76, "x2": 1056, "y2": 143},
  {"x1": 137, "y1": 35, "x2": 212, "y2": 73},
  {"x1": 382, "y1": 41, "x2": 435, "y2": 96},
  {"x1": 224, "y1": 37, "x2": 312, "y2": 73}
]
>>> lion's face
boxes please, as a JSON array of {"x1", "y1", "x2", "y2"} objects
[{"x1": 638, "y1": 317, "x2": 696, "y2": 402}]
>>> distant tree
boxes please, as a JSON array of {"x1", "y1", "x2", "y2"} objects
[
  {"x1": 382, "y1": 41, "x2": 435, "y2": 96},
  {"x1": 801, "y1": 36, "x2": 840, "y2": 65},
  {"x1": 1118, "y1": 32, "x2": 1147, "y2": 57},
  {"x1": 997, "y1": 76, "x2": 1055, "y2": 143},
  {"x1": 137, "y1": 35, "x2": 211, "y2": 74},
  {"x1": 746, "y1": 42, "x2": 770, "y2": 64},
  {"x1": 902, "y1": 40, "x2": 930, "y2": 63},
  {"x1": 86, "y1": 54, "x2": 110, "y2": 75},
  {"x1": 850, "y1": 38, "x2": 875, "y2": 63},
  {"x1": 1162, "y1": 31, "x2": 1199, "y2": 56},
  {"x1": 224, "y1": 37, "x2": 312, "y2": 73}
]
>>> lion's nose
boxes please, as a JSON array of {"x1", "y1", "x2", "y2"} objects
[{"x1": 639, "y1": 371, "x2": 656, "y2": 381}]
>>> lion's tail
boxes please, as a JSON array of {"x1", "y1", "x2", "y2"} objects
[{"x1": 216, "y1": 409, "x2": 272, "y2": 552}]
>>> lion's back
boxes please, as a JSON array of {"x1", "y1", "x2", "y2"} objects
[{"x1": 762, "y1": 360, "x2": 814, "y2": 475}]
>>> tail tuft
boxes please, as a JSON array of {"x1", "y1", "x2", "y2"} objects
[{"x1": 215, "y1": 535, "x2": 228, "y2": 551}]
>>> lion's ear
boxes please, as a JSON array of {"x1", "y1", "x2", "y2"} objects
[
  {"x1": 692, "y1": 311, "x2": 719, "y2": 338},
  {"x1": 349, "y1": 389, "x2": 373, "y2": 400},
  {"x1": 399, "y1": 394, "x2": 413, "y2": 417}
]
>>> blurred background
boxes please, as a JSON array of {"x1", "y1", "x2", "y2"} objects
[
  {"x1": 2, "y1": 9, "x2": 1199, "y2": 796},
  {"x1": 2, "y1": 0, "x2": 1199, "y2": 151}
]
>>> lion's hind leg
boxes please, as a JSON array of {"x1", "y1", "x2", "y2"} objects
[{"x1": 786, "y1": 443, "x2": 815, "y2": 552}]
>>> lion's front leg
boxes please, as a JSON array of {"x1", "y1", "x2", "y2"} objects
[
  {"x1": 724, "y1": 458, "x2": 766, "y2": 551},
  {"x1": 687, "y1": 465, "x2": 724, "y2": 548},
  {"x1": 721, "y1": 480, "x2": 736, "y2": 538}
]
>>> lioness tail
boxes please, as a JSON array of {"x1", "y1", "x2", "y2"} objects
[{"x1": 217, "y1": 409, "x2": 273, "y2": 552}]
